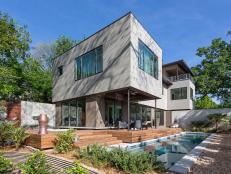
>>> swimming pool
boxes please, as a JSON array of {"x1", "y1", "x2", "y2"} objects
[{"x1": 115, "y1": 132, "x2": 208, "y2": 169}]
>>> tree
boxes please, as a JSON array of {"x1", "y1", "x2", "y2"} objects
[
  {"x1": 192, "y1": 31, "x2": 231, "y2": 107},
  {"x1": 0, "y1": 11, "x2": 31, "y2": 100},
  {"x1": 21, "y1": 57, "x2": 52, "y2": 102},
  {"x1": 32, "y1": 35, "x2": 78, "y2": 71},
  {"x1": 208, "y1": 113, "x2": 227, "y2": 131},
  {"x1": 0, "y1": 11, "x2": 78, "y2": 102},
  {"x1": 195, "y1": 95, "x2": 218, "y2": 109}
]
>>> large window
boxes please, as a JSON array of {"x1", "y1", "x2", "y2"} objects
[
  {"x1": 171, "y1": 87, "x2": 187, "y2": 100},
  {"x1": 138, "y1": 40, "x2": 158, "y2": 79},
  {"x1": 75, "y1": 46, "x2": 103, "y2": 80},
  {"x1": 131, "y1": 104, "x2": 151, "y2": 123},
  {"x1": 105, "y1": 99, "x2": 122, "y2": 127},
  {"x1": 61, "y1": 99, "x2": 85, "y2": 127}
]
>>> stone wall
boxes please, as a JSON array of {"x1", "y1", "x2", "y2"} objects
[{"x1": 21, "y1": 101, "x2": 55, "y2": 128}]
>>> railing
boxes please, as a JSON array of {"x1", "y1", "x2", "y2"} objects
[{"x1": 168, "y1": 73, "x2": 192, "y2": 82}]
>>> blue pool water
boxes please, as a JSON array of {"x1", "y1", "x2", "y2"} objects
[{"x1": 126, "y1": 133, "x2": 208, "y2": 169}]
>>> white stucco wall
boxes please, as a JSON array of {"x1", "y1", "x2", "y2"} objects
[
  {"x1": 21, "y1": 101, "x2": 56, "y2": 128},
  {"x1": 167, "y1": 80, "x2": 195, "y2": 110},
  {"x1": 138, "y1": 85, "x2": 167, "y2": 110},
  {"x1": 172, "y1": 110, "x2": 191, "y2": 124}
]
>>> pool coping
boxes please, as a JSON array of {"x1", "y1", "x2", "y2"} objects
[
  {"x1": 110, "y1": 132, "x2": 208, "y2": 149},
  {"x1": 168, "y1": 133, "x2": 214, "y2": 174}
]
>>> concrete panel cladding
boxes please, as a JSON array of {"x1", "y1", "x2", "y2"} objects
[
  {"x1": 130, "y1": 14, "x2": 163, "y2": 99},
  {"x1": 52, "y1": 13, "x2": 132, "y2": 103}
]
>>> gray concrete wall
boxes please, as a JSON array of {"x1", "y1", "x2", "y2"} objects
[
  {"x1": 52, "y1": 13, "x2": 132, "y2": 103},
  {"x1": 130, "y1": 14, "x2": 163, "y2": 99},
  {"x1": 21, "y1": 101, "x2": 56, "y2": 128},
  {"x1": 176, "y1": 108, "x2": 231, "y2": 128}
]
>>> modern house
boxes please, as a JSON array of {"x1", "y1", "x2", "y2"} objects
[{"x1": 52, "y1": 12, "x2": 195, "y2": 129}]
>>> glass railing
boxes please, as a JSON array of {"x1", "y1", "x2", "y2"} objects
[{"x1": 168, "y1": 73, "x2": 193, "y2": 82}]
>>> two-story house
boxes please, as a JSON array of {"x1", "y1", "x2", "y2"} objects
[{"x1": 52, "y1": 12, "x2": 195, "y2": 129}]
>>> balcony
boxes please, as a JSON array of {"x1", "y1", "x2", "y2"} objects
[{"x1": 168, "y1": 73, "x2": 193, "y2": 82}]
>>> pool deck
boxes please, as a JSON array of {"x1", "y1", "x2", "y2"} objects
[
  {"x1": 191, "y1": 133, "x2": 231, "y2": 174},
  {"x1": 25, "y1": 128, "x2": 181, "y2": 149},
  {"x1": 169, "y1": 133, "x2": 231, "y2": 174}
]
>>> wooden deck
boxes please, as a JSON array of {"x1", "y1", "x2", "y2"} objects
[{"x1": 25, "y1": 128, "x2": 181, "y2": 149}]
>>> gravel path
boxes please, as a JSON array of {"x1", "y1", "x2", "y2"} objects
[{"x1": 191, "y1": 133, "x2": 231, "y2": 174}]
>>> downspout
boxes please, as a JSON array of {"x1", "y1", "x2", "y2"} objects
[{"x1": 155, "y1": 98, "x2": 157, "y2": 129}]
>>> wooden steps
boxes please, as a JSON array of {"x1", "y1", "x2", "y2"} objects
[{"x1": 74, "y1": 131, "x2": 123, "y2": 148}]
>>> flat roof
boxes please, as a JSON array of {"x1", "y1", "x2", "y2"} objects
[
  {"x1": 53, "y1": 11, "x2": 162, "y2": 62},
  {"x1": 163, "y1": 59, "x2": 194, "y2": 76}
]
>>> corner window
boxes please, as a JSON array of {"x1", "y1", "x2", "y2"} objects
[
  {"x1": 58, "y1": 66, "x2": 63, "y2": 76},
  {"x1": 138, "y1": 40, "x2": 158, "y2": 79},
  {"x1": 190, "y1": 88, "x2": 193, "y2": 99},
  {"x1": 171, "y1": 87, "x2": 187, "y2": 100},
  {"x1": 75, "y1": 46, "x2": 103, "y2": 80}
]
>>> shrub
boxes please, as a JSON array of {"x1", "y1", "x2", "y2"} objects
[
  {"x1": 54, "y1": 129, "x2": 75, "y2": 153},
  {"x1": 190, "y1": 120, "x2": 212, "y2": 132},
  {"x1": 208, "y1": 113, "x2": 227, "y2": 131},
  {"x1": 0, "y1": 152, "x2": 14, "y2": 174},
  {"x1": 76, "y1": 144, "x2": 164, "y2": 174},
  {"x1": 109, "y1": 148, "x2": 163, "y2": 174},
  {"x1": 0, "y1": 121, "x2": 15, "y2": 146},
  {"x1": 66, "y1": 161, "x2": 89, "y2": 174},
  {"x1": 12, "y1": 127, "x2": 30, "y2": 150},
  {"x1": 18, "y1": 151, "x2": 54, "y2": 174}
]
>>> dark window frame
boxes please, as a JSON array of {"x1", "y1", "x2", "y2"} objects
[
  {"x1": 190, "y1": 87, "x2": 194, "y2": 100},
  {"x1": 138, "y1": 39, "x2": 159, "y2": 79},
  {"x1": 75, "y1": 45, "x2": 103, "y2": 80},
  {"x1": 171, "y1": 87, "x2": 187, "y2": 100},
  {"x1": 58, "y1": 65, "x2": 63, "y2": 76}
]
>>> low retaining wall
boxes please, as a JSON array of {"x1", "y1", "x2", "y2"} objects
[
  {"x1": 21, "y1": 101, "x2": 55, "y2": 128},
  {"x1": 172, "y1": 108, "x2": 231, "y2": 128},
  {"x1": 7, "y1": 101, "x2": 56, "y2": 128}
]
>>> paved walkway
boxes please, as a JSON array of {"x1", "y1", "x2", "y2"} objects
[
  {"x1": 191, "y1": 134, "x2": 231, "y2": 174},
  {"x1": 3, "y1": 151, "x2": 99, "y2": 174}
]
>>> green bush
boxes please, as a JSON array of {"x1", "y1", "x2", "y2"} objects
[
  {"x1": 76, "y1": 144, "x2": 164, "y2": 174},
  {"x1": 54, "y1": 129, "x2": 75, "y2": 153},
  {"x1": 0, "y1": 121, "x2": 15, "y2": 146},
  {"x1": 77, "y1": 144, "x2": 108, "y2": 167},
  {"x1": 66, "y1": 161, "x2": 89, "y2": 174},
  {"x1": 208, "y1": 113, "x2": 227, "y2": 131},
  {"x1": 0, "y1": 152, "x2": 14, "y2": 174},
  {"x1": 190, "y1": 120, "x2": 212, "y2": 132},
  {"x1": 12, "y1": 127, "x2": 30, "y2": 150},
  {"x1": 18, "y1": 151, "x2": 54, "y2": 174},
  {"x1": 109, "y1": 148, "x2": 163, "y2": 174}
]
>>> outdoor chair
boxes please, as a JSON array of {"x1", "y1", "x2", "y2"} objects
[
  {"x1": 118, "y1": 121, "x2": 128, "y2": 129},
  {"x1": 142, "y1": 121, "x2": 152, "y2": 129},
  {"x1": 135, "y1": 120, "x2": 142, "y2": 129}
]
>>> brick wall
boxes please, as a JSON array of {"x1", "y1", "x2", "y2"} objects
[{"x1": 7, "y1": 102, "x2": 21, "y2": 125}]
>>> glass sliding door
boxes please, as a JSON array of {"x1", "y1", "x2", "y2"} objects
[
  {"x1": 62, "y1": 102, "x2": 70, "y2": 126},
  {"x1": 131, "y1": 104, "x2": 151, "y2": 126},
  {"x1": 69, "y1": 100, "x2": 77, "y2": 126},
  {"x1": 156, "y1": 109, "x2": 164, "y2": 126},
  {"x1": 77, "y1": 100, "x2": 85, "y2": 127},
  {"x1": 61, "y1": 99, "x2": 86, "y2": 127},
  {"x1": 105, "y1": 99, "x2": 122, "y2": 127}
]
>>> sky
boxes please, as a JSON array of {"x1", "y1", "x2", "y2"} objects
[{"x1": 1, "y1": 0, "x2": 231, "y2": 67}]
